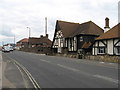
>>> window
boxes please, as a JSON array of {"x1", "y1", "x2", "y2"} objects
[
  {"x1": 61, "y1": 38, "x2": 63, "y2": 42},
  {"x1": 115, "y1": 47, "x2": 120, "y2": 55},
  {"x1": 98, "y1": 47, "x2": 105, "y2": 54},
  {"x1": 70, "y1": 38, "x2": 72, "y2": 48},
  {"x1": 56, "y1": 31, "x2": 63, "y2": 38},
  {"x1": 80, "y1": 36, "x2": 83, "y2": 42},
  {"x1": 118, "y1": 47, "x2": 120, "y2": 54}
]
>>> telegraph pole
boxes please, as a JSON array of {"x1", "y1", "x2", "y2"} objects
[
  {"x1": 27, "y1": 27, "x2": 31, "y2": 38},
  {"x1": 45, "y1": 17, "x2": 47, "y2": 36},
  {"x1": 14, "y1": 35, "x2": 15, "y2": 47},
  {"x1": 27, "y1": 27, "x2": 31, "y2": 48}
]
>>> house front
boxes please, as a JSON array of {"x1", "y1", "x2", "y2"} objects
[
  {"x1": 52, "y1": 20, "x2": 104, "y2": 54},
  {"x1": 92, "y1": 23, "x2": 120, "y2": 56}
]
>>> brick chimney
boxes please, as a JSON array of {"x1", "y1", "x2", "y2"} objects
[
  {"x1": 104, "y1": 17, "x2": 110, "y2": 33},
  {"x1": 46, "y1": 34, "x2": 48, "y2": 38},
  {"x1": 40, "y1": 35, "x2": 43, "y2": 38}
]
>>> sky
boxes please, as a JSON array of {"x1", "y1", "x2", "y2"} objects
[{"x1": 0, "y1": 0, "x2": 119, "y2": 46}]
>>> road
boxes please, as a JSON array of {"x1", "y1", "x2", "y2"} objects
[{"x1": 2, "y1": 51, "x2": 119, "y2": 88}]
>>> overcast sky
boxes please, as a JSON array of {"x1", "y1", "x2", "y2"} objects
[{"x1": 0, "y1": 0, "x2": 119, "y2": 46}]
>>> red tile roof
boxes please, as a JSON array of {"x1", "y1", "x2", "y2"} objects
[
  {"x1": 17, "y1": 38, "x2": 28, "y2": 43},
  {"x1": 96, "y1": 23, "x2": 120, "y2": 40}
]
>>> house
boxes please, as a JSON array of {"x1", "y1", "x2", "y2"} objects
[
  {"x1": 52, "y1": 20, "x2": 104, "y2": 54},
  {"x1": 28, "y1": 34, "x2": 52, "y2": 54},
  {"x1": 92, "y1": 23, "x2": 120, "y2": 56},
  {"x1": 16, "y1": 38, "x2": 29, "y2": 49},
  {"x1": 29, "y1": 34, "x2": 52, "y2": 48}
]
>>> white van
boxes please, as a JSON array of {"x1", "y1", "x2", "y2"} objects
[{"x1": 2, "y1": 46, "x2": 10, "y2": 52}]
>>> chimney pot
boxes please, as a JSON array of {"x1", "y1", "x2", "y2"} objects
[{"x1": 104, "y1": 17, "x2": 110, "y2": 32}]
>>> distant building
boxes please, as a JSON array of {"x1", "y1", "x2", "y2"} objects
[
  {"x1": 92, "y1": 23, "x2": 120, "y2": 56},
  {"x1": 29, "y1": 34, "x2": 52, "y2": 48},
  {"x1": 52, "y1": 20, "x2": 104, "y2": 54},
  {"x1": 16, "y1": 38, "x2": 29, "y2": 49}
]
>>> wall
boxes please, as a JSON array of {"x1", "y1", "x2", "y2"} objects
[
  {"x1": 20, "y1": 47, "x2": 52, "y2": 54},
  {"x1": 107, "y1": 39, "x2": 113, "y2": 55},
  {"x1": 84, "y1": 55, "x2": 120, "y2": 63}
]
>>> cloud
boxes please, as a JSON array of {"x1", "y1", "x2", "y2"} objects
[
  {"x1": 0, "y1": 24, "x2": 14, "y2": 37},
  {"x1": 0, "y1": 0, "x2": 119, "y2": 46}
]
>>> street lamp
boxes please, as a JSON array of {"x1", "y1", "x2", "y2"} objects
[
  {"x1": 27, "y1": 27, "x2": 31, "y2": 48},
  {"x1": 27, "y1": 27, "x2": 31, "y2": 38}
]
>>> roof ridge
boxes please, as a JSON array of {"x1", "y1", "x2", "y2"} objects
[
  {"x1": 57, "y1": 20, "x2": 80, "y2": 24},
  {"x1": 80, "y1": 21, "x2": 92, "y2": 25}
]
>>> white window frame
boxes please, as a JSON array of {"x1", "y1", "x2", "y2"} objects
[{"x1": 98, "y1": 47, "x2": 105, "y2": 54}]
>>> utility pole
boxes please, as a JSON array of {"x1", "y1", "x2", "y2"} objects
[
  {"x1": 14, "y1": 35, "x2": 15, "y2": 47},
  {"x1": 27, "y1": 27, "x2": 31, "y2": 48},
  {"x1": 45, "y1": 17, "x2": 47, "y2": 36},
  {"x1": 27, "y1": 27, "x2": 31, "y2": 38},
  {"x1": 2, "y1": 41, "x2": 4, "y2": 46}
]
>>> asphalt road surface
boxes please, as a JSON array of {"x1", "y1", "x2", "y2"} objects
[{"x1": 3, "y1": 51, "x2": 119, "y2": 88}]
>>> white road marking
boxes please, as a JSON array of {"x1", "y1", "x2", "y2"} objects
[
  {"x1": 57, "y1": 64, "x2": 79, "y2": 72},
  {"x1": 40, "y1": 59, "x2": 51, "y2": 63},
  {"x1": 93, "y1": 74, "x2": 118, "y2": 84},
  {"x1": 99, "y1": 62, "x2": 105, "y2": 64}
]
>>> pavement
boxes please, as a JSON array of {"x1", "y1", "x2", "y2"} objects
[
  {"x1": 5, "y1": 51, "x2": 119, "y2": 88},
  {"x1": 1, "y1": 51, "x2": 34, "y2": 88},
  {"x1": 0, "y1": 51, "x2": 2, "y2": 89}
]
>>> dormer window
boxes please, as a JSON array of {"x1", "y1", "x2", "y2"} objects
[{"x1": 80, "y1": 36, "x2": 83, "y2": 42}]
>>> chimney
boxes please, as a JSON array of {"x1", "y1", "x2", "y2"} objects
[
  {"x1": 46, "y1": 34, "x2": 48, "y2": 38},
  {"x1": 40, "y1": 35, "x2": 43, "y2": 38},
  {"x1": 104, "y1": 17, "x2": 110, "y2": 33}
]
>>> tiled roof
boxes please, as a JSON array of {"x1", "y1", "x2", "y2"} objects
[
  {"x1": 17, "y1": 38, "x2": 28, "y2": 43},
  {"x1": 71, "y1": 21, "x2": 104, "y2": 37},
  {"x1": 96, "y1": 23, "x2": 120, "y2": 40},
  {"x1": 16, "y1": 43, "x2": 21, "y2": 47},
  {"x1": 29, "y1": 36, "x2": 52, "y2": 46},
  {"x1": 81, "y1": 42, "x2": 92, "y2": 49},
  {"x1": 57, "y1": 20, "x2": 80, "y2": 38},
  {"x1": 55, "y1": 20, "x2": 104, "y2": 38}
]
